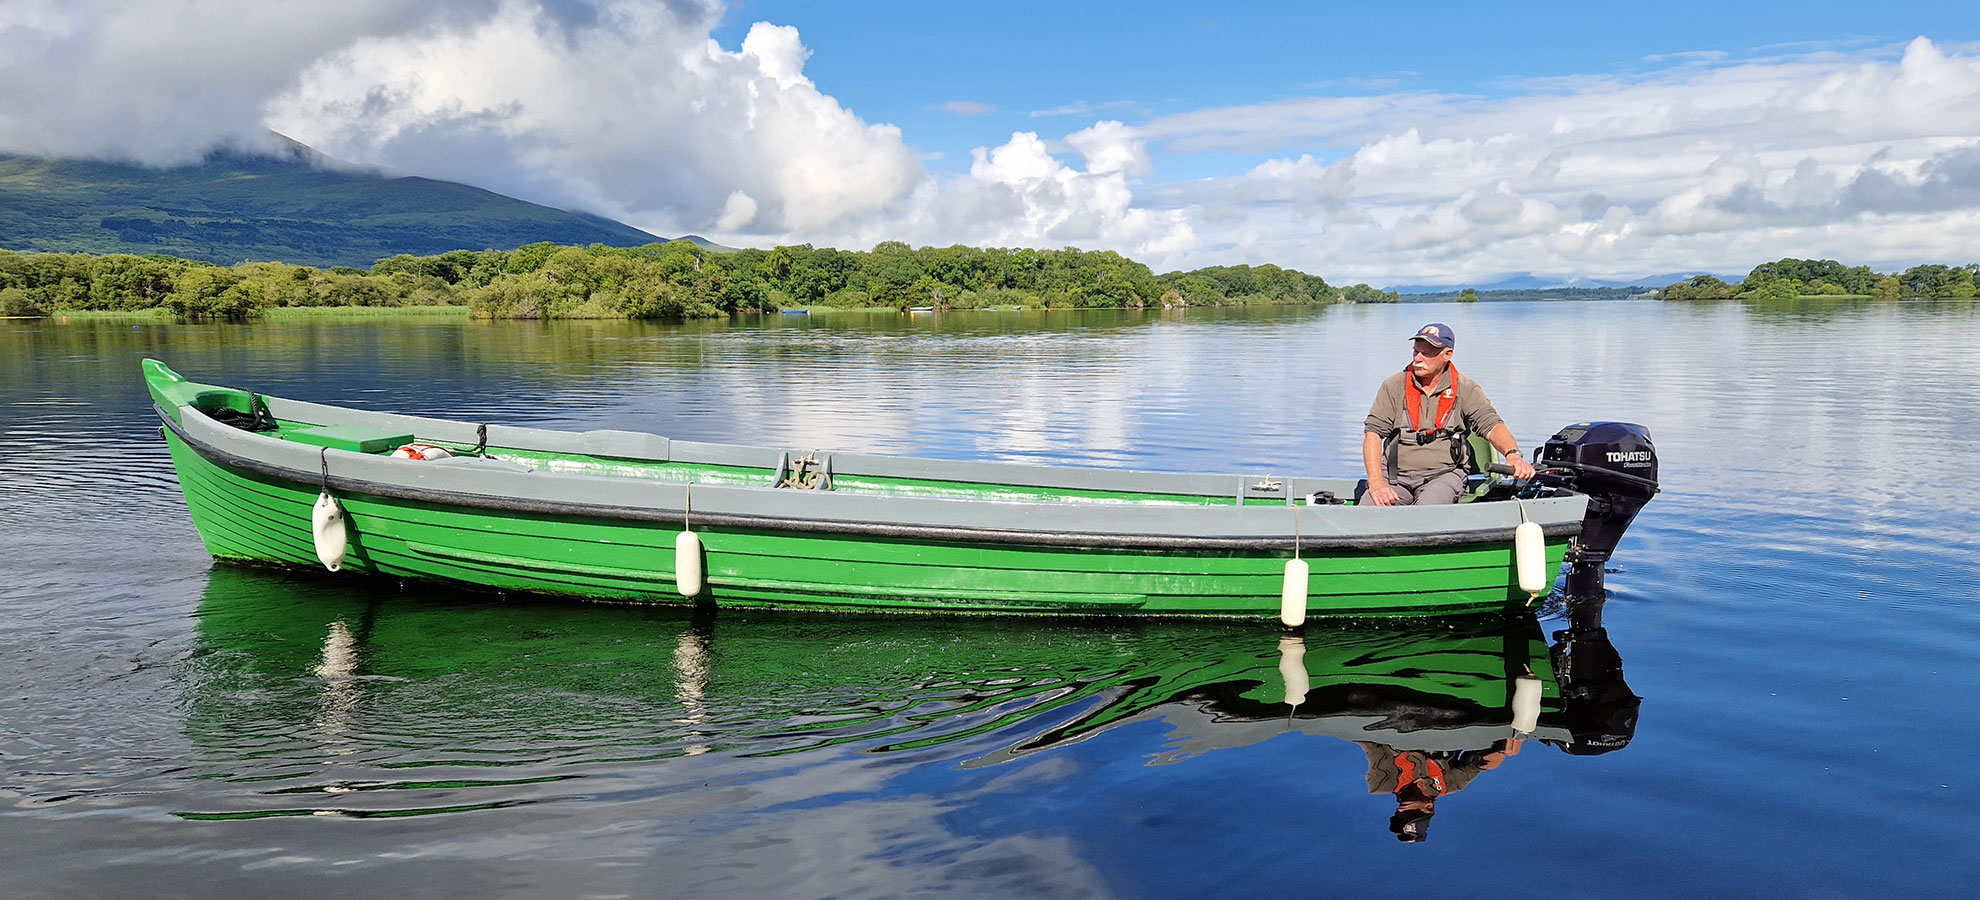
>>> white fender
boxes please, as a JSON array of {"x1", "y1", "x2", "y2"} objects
[
  {"x1": 1511, "y1": 674, "x2": 1542, "y2": 734},
  {"x1": 1514, "y1": 520, "x2": 1547, "y2": 597},
  {"x1": 675, "y1": 530, "x2": 705, "y2": 597},
  {"x1": 1279, "y1": 558, "x2": 1310, "y2": 628},
  {"x1": 312, "y1": 490, "x2": 347, "y2": 572},
  {"x1": 1278, "y1": 635, "x2": 1310, "y2": 708}
]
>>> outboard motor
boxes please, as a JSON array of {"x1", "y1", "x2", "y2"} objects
[{"x1": 1531, "y1": 422, "x2": 1659, "y2": 597}]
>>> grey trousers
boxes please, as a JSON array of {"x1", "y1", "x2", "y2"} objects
[{"x1": 1370, "y1": 468, "x2": 1467, "y2": 506}]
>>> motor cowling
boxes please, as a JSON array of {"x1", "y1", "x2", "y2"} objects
[{"x1": 1533, "y1": 422, "x2": 1659, "y2": 581}]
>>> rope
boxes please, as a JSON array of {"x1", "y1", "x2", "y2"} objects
[
  {"x1": 250, "y1": 393, "x2": 275, "y2": 432},
  {"x1": 319, "y1": 447, "x2": 330, "y2": 491},
  {"x1": 683, "y1": 483, "x2": 692, "y2": 532},
  {"x1": 472, "y1": 424, "x2": 488, "y2": 457},
  {"x1": 1292, "y1": 506, "x2": 1302, "y2": 561},
  {"x1": 778, "y1": 451, "x2": 822, "y2": 489}
]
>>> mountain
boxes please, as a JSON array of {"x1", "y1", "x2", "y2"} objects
[
  {"x1": 0, "y1": 138, "x2": 718, "y2": 268},
  {"x1": 1392, "y1": 272, "x2": 1736, "y2": 293}
]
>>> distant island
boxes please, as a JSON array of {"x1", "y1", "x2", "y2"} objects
[
  {"x1": 0, "y1": 241, "x2": 1346, "y2": 320},
  {"x1": 1656, "y1": 259, "x2": 1979, "y2": 301}
]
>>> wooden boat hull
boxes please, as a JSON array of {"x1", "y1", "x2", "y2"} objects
[{"x1": 149, "y1": 359, "x2": 1583, "y2": 617}]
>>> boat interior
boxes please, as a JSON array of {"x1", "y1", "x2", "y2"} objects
[{"x1": 155, "y1": 361, "x2": 1533, "y2": 511}]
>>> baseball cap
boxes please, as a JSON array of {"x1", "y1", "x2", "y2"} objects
[
  {"x1": 1390, "y1": 807, "x2": 1434, "y2": 842},
  {"x1": 1408, "y1": 323, "x2": 1455, "y2": 349}
]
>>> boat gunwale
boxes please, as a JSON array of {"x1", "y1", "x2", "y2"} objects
[{"x1": 160, "y1": 402, "x2": 1584, "y2": 552}]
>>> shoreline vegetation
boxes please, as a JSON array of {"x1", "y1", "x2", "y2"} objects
[
  {"x1": 0, "y1": 241, "x2": 1362, "y2": 322},
  {"x1": 1657, "y1": 259, "x2": 1979, "y2": 302},
  {"x1": 1, "y1": 242, "x2": 1973, "y2": 322}
]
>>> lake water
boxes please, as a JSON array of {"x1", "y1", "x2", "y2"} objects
[{"x1": 2, "y1": 301, "x2": 1976, "y2": 898}]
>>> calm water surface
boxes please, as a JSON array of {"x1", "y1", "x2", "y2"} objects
[{"x1": 2, "y1": 301, "x2": 1976, "y2": 898}]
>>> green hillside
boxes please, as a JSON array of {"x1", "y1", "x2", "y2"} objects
[{"x1": 0, "y1": 141, "x2": 707, "y2": 268}]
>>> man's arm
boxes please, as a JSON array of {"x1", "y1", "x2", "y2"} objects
[
  {"x1": 1363, "y1": 377, "x2": 1401, "y2": 506},
  {"x1": 1460, "y1": 380, "x2": 1535, "y2": 481},
  {"x1": 1483, "y1": 423, "x2": 1536, "y2": 480},
  {"x1": 1363, "y1": 432, "x2": 1399, "y2": 506}
]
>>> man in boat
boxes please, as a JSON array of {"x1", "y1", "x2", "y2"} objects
[{"x1": 1360, "y1": 323, "x2": 1536, "y2": 506}]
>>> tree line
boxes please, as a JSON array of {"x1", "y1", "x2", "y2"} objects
[
  {"x1": 0, "y1": 241, "x2": 1368, "y2": 320},
  {"x1": 1659, "y1": 259, "x2": 1980, "y2": 301}
]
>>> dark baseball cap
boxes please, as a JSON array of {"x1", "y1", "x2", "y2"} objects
[
  {"x1": 1409, "y1": 323, "x2": 1455, "y2": 349},
  {"x1": 1390, "y1": 807, "x2": 1434, "y2": 842}
]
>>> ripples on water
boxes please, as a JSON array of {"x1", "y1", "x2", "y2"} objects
[{"x1": 3, "y1": 302, "x2": 1978, "y2": 898}]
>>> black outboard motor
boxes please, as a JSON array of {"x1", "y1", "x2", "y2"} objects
[{"x1": 1531, "y1": 422, "x2": 1659, "y2": 597}]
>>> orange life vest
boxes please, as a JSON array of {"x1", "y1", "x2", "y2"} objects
[
  {"x1": 1404, "y1": 363, "x2": 1460, "y2": 435},
  {"x1": 1394, "y1": 752, "x2": 1446, "y2": 795}
]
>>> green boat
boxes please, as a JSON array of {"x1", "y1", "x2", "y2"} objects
[{"x1": 145, "y1": 359, "x2": 1659, "y2": 618}]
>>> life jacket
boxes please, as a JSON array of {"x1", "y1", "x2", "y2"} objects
[
  {"x1": 391, "y1": 443, "x2": 454, "y2": 461},
  {"x1": 1405, "y1": 363, "x2": 1459, "y2": 435},
  {"x1": 1386, "y1": 365, "x2": 1471, "y2": 475},
  {"x1": 1394, "y1": 751, "x2": 1446, "y2": 795}
]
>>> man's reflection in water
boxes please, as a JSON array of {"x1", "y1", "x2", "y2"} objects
[
  {"x1": 965, "y1": 589, "x2": 1641, "y2": 845},
  {"x1": 1346, "y1": 588, "x2": 1637, "y2": 843},
  {"x1": 1357, "y1": 738, "x2": 1524, "y2": 842}
]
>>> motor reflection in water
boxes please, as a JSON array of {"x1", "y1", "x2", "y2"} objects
[
  {"x1": 959, "y1": 592, "x2": 1639, "y2": 843},
  {"x1": 181, "y1": 565, "x2": 1637, "y2": 833}
]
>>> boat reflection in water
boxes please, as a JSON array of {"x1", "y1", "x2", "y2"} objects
[
  {"x1": 961, "y1": 586, "x2": 1639, "y2": 843},
  {"x1": 182, "y1": 566, "x2": 1637, "y2": 831}
]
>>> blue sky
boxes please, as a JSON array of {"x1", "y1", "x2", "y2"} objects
[
  {"x1": 4, "y1": 0, "x2": 1979, "y2": 286},
  {"x1": 713, "y1": 0, "x2": 1974, "y2": 181}
]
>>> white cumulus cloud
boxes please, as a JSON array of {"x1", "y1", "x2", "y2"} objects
[
  {"x1": 1133, "y1": 37, "x2": 1980, "y2": 284},
  {"x1": 266, "y1": 3, "x2": 925, "y2": 236}
]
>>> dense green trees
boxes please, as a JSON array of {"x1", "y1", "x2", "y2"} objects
[
  {"x1": 1338, "y1": 283, "x2": 1401, "y2": 303},
  {"x1": 1659, "y1": 258, "x2": 1978, "y2": 301},
  {"x1": 1657, "y1": 275, "x2": 1736, "y2": 300},
  {"x1": 11, "y1": 243, "x2": 1974, "y2": 322},
  {"x1": 0, "y1": 241, "x2": 1337, "y2": 320},
  {"x1": 1895, "y1": 264, "x2": 1980, "y2": 300}
]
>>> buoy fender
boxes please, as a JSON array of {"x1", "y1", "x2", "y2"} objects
[
  {"x1": 1278, "y1": 636, "x2": 1310, "y2": 707},
  {"x1": 1511, "y1": 675, "x2": 1542, "y2": 734},
  {"x1": 1279, "y1": 558, "x2": 1310, "y2": 628},
  {"x1": 312, "y1": 490, "x2": 347, "y2": 572},
  {"x1": 675, "y1": 531, "x2": 705, "y2": 597},
  {"x1": 1514, "y1": 520, "x2": 1547, "y2": 596}
]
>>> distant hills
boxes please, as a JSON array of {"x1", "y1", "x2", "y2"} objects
[
  {"x1": 1394, "y1": 273, "x2": 1718, "y2": 294},
  {"x1": 0, "y1": 136, "x2": 719, "y2": 269},
  {"x1": 1395, "y1": 286, "x2": 1654, "y2": 302}
]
